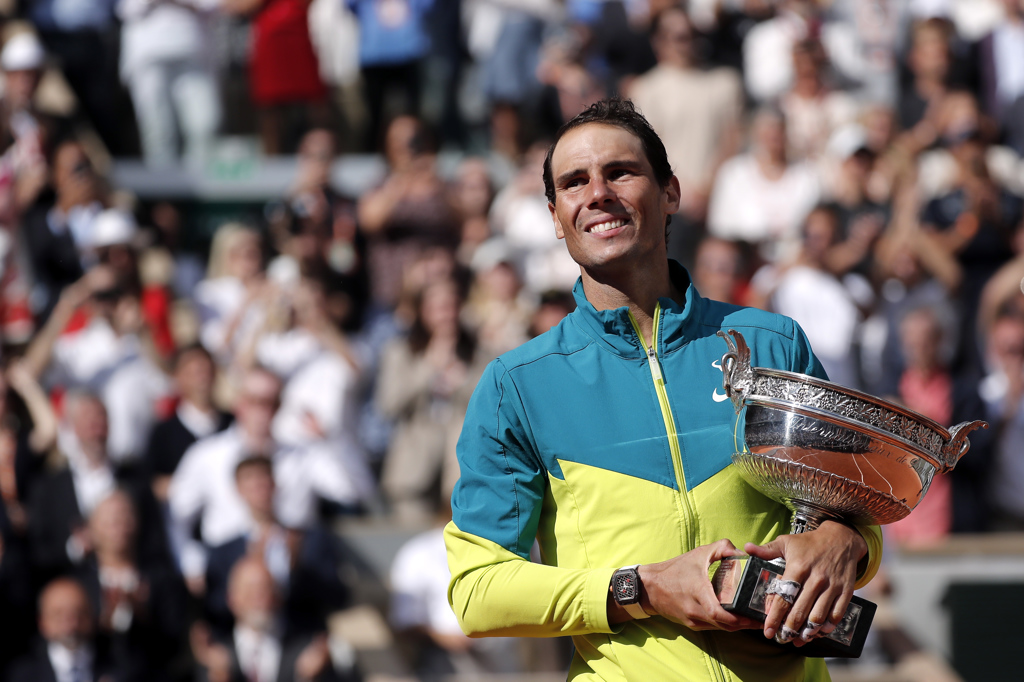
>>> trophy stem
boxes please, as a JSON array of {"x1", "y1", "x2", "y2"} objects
[{"x1": 789, "y1": 501, "x2": 836, "y2": 535}]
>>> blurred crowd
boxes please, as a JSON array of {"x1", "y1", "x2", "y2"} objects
[{"x1": 0, "y1": 0, "x2": 1019, "y2": 679}]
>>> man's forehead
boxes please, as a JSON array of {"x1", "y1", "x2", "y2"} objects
[{"x1": 551, "y1": 123, "x2": 648, "y2": 172}]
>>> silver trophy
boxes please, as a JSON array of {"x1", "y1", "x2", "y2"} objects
[{"x1": 710, "y1": 329, "x2": 987, "y2": 657}]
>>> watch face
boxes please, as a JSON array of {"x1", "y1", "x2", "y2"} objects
[{"x1": 614, "y1": 571, "x2": 639, "y2": 604}]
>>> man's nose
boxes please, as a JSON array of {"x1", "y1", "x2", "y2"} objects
[{"x1": 586, "y1": 176, "x2": 616, "y2": 206}]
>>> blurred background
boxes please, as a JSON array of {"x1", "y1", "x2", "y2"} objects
[{"x1": 0, "y1": 0, "x2": 1019, "y2": 680}]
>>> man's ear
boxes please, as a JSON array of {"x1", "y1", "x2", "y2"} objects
[
  {"x1": 549, "y1": 202, "x2": 565, "y2": 240},
  {"x1": 663, "y1": 176, "x2": 682, "y2": 215}
]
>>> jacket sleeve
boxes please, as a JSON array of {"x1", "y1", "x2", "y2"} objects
[
  {"x1": 445, "y1": 359, "x2": 617, "y2": 638},
  {"x1": 789, "y1": 318, "x2": 883, "y2": 588}
]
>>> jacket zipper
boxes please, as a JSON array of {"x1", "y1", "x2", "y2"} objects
[
  {"x1": 630, "y1": 306, "x2": 728, "y2": 682},
  {"x1": 628, "y1": 305, "x2": 694, "y2": 549}
]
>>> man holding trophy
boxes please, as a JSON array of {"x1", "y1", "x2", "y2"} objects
[{"x1": 444, "y1": 98, "x2": 980, "y2": 680}]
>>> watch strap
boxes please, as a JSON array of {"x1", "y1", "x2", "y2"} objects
[{"x1": 623, "y1": 601, "x2": 649, "y2": 620}]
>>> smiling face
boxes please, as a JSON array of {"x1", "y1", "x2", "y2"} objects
[{"x1": 548, "y1": 123, "x2": 680, "y2": 278}]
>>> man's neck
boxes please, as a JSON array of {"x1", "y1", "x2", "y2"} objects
[{"x1": 580, "y1": 260, "x2": 680, "y2": 347}]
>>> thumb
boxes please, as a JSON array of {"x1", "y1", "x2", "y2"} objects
[
  {"x1": 706, "y1": 538, "x2": 740, "y2": 564},
  {"x1": 744, "y1": 537, "x2": 785, "y2": 561}
]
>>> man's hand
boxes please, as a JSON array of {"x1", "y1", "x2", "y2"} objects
[
  {"x1": 635, "y1": 539, "x2": 760, "y2": 632},
  {"x1": 744, "y1": 521, "x2": 867, "y2": 644}
]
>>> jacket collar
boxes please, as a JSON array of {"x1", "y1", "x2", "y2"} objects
[{"x1": 569, "y1": 260, "x2": 703, "y2": 359}]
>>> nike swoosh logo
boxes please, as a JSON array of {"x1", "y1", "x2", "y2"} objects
[{"x1": 711, "y1": 360, "x2": 728, "y2": 401}]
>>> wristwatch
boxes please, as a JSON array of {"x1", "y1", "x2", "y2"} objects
[{"x1": 611, "y1": 565, "x2": 650, "y2": 619}]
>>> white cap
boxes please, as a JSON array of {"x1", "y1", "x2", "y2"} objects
[
  {"x1": 827, "y1": 125, "x2": 870, "y2": 161},
  {"x1": 91, "y1": 209, "x2": 138, "y2": 249},
  {"x1": 1, "y1": 33, "x2": 45, "y2": 72}
]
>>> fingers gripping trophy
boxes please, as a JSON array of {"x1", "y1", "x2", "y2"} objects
[{"x1": 711, "y1": 330, "x2": 988, "y2": 657}]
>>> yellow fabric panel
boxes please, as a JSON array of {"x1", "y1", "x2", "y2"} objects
[
  {"x1": 542, "y1": 460, "x2": 687, "y2": 567},
  {"x1": 445, "y1": 521, "x2": 616, "y2": 638}
]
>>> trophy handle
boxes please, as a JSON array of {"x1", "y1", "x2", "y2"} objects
[
  {"x1": 717, "y1": 329, "x2": 754, "y2": 415},
  {"x1": 938, "y1": 420, "x2": 988, "y2": 472}
]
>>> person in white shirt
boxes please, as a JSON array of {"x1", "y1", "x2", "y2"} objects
[
  {"x1": 194, "y1": 223, "x2": 267, "y2": 367},
  {"x1": 707, "y1": 107, "x2": 821, "y2": 263},
  {"x1": 390, "y1": 520, "x2": 523, "y2": 677},
  {"x1": 24, "y1": 264, "x2": 171, "y2": 467},
  {"x1": 168, "y1": 367, "x2": 371, "y2": 590},
  {"x1": 117, "y1": 0, "x2": 221, "y2": 166}
]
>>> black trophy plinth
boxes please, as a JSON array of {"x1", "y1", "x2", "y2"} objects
[{"x1": 712, "y1": 554, "x2": 876, "y2": 658}]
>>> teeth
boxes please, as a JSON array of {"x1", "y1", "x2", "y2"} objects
[{"x1": 591, "y1": 219, "x2": 625, "y2": 234}]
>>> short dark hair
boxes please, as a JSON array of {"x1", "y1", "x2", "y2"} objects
[{"x1": 542, "y1": 98, "x2": 674, "y2": 205}]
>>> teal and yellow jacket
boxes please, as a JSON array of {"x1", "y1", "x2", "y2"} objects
[{"x1": 445, "y1": 263, "x2": 882, "y2": 682}]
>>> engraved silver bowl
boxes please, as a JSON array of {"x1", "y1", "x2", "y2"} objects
[{"x1": 718, "y1": 329, "x2": 988, "y2": 531}]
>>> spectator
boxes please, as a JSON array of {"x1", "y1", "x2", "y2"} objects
[
  {"x1": 974, "y1": 310, "x2": 1024, "y2": 530},
  {"x1": 743, "y1": 0, "x2": 863, "y2": 103},
  {"x1": 24, "y1": 265, "x2": 172, "y2": 466},
  {"x1": 898, "y1": 18, "x2": 955, "y2": 139},
  {"x1": 820, "y1": 125, "x2": 889, "y2": 277},
  {"x1": 194, "y1": 224, "x2": 266, "y2": 366},
  {"x1": 920, "y1": 95, "x2": 1021, "y2": 371},
  {"x1": 358, "y1": 116, "x2": 459, "y2": 311},
  {"x1": 222, "y1": 0, "x2": 329, "y2": 154},
  {"x1": 463, "y1": 247, "x2": 531, "y2": 358},
  {"x1": 862, "y1": 187, "x2": 962, "y2": 397},
  {"x1": 390, "y1": 511, "x2": 522, "y2": 679},
  {"x1": 451, "y1": 157, "x2": 494, "y2": 266},
  {"x1": 976, "y1": 0, "x2": 1024, "y2": 131},
  {"x1": 168, "y1": 367, "x2": 369, "y2": 588},
  {"x1": 691, "y1": 236, "x2": 743, "y2": 305},
  {"x1": 75, "y1": 490, "x2": 187, "y2": 680},
  {"x1": 205, "y1": 457, "x2": 349, "y2": 639},
  {"x1": 265, "y1": 129, "x2": 368, "y2": 333},
  {"x1": 191, "y1": 556, "x2": 341, "y2": 682},
  {"x1": 346, "y1": 0, "x2": 434, "y2": 148},
  {"x1": 238, "y1": 276, "x2": 368, "y2": 457},
  {"x1": 707, "y1": 107, "x2": 821, "y2": 263},
  {"x1": 750, "y1": 205, "x2": 869, "y2": 387},
  {"x1": 779, "y1": 39, "x2": 858, "y2": 162},
  {"x1": 27, "y1": 0, "x2": 123, "y2": 152},
  {"x1": 21, "y1": 140, "x2": 105, "y2": 321},
  {"x1": 0, "y1": 32, "x2": 51, "y2": 220},
  {"x1": 0, "y1": 437, "x2": 35, "y2": 677},
  {"x1": 9, "y1": 577, "x2": 125, "y2": 682},
  {"x1": 145, "y1": 344, "x2": 231, "y2": 503},
  {"x1": 27, "y1": 391, "x2": 166, "y2": 579},
  {"x1": 886, "y1": 306, "x2": 955, "y2": 548},
  {"x1": 376, "y1": 278, "x2": 482, "y2": 521},
  {"x1": 117, "y1": 0, "x2": 221, "y2": 166},
  {"x1": 526, "y1": 289, "x2": 575, "y2": 337},
  {"x1": 627, "y1": 6, "x2": 743, "y2": 254},
  {"x1": 491, "y1": 140, "x2": 579, "y2": 295}
]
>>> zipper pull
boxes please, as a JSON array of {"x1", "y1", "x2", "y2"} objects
[{"x1": 647, "y1": 346, "x2": 664, "y2": 383}]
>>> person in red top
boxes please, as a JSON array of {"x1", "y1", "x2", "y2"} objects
[
  {"x1": 223, "y1": 0, "x2": 329, "y2": 154},
  {"x1": 887, "y1": 306, "x2": 955, "y2": 547}
]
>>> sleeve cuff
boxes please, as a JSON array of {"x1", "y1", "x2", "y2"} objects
[
  {"x1": 852, "y1": 524, "x2": 883, "y2": 590},
  {"x1": 585, "y1": 567, "x2": 618, "y2": 634}
]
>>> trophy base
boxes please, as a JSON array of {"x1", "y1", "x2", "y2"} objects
[{"x1": 712, "y1": 555, "x2": 875, "y2": 658}]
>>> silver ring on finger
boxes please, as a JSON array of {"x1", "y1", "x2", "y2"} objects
[
  {"x1": 766, "y1": 577, "x2": 801, "y2": 605},
  {"x1": 800, "y1": 620, "x2": 824, "y2": 641}
]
